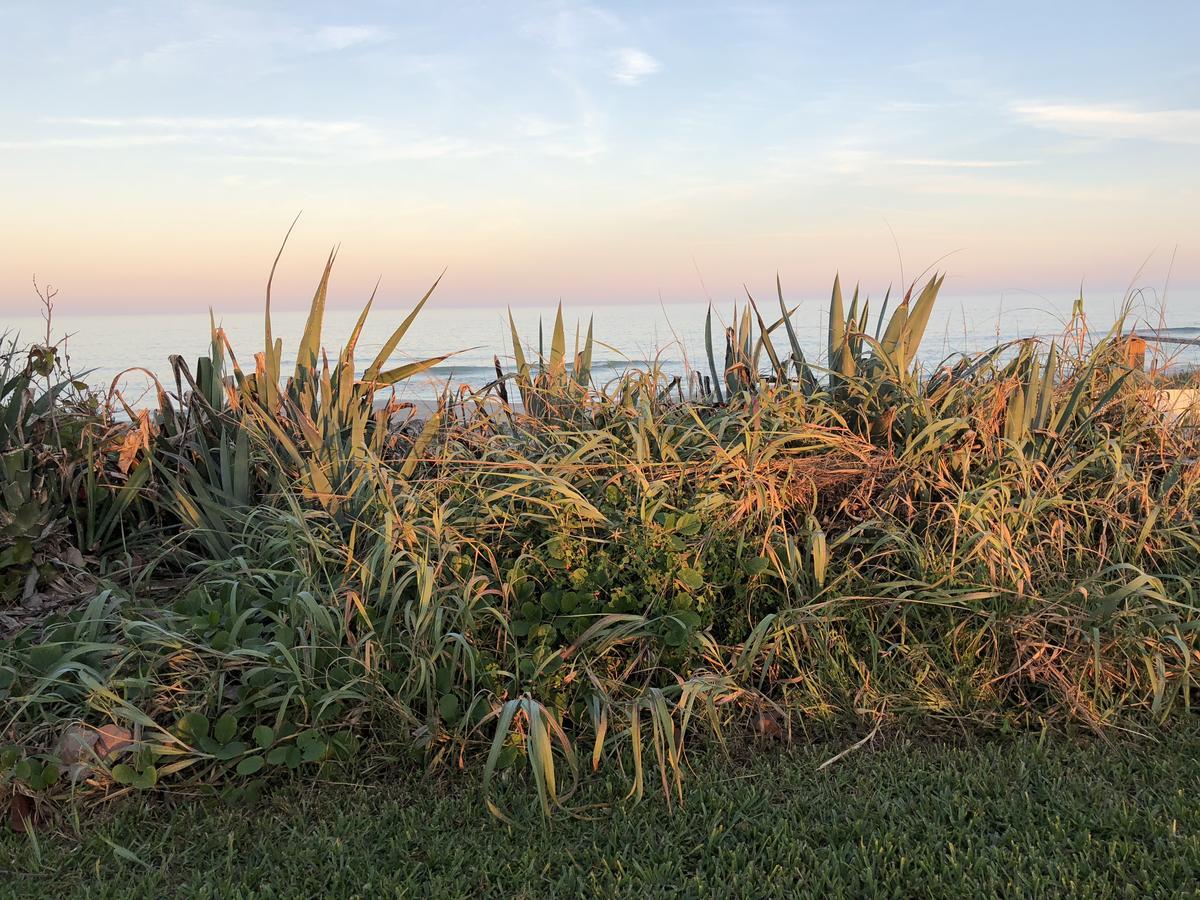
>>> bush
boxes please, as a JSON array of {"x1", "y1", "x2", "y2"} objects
[{"x1": 2, "y1": 257, "x2": 1197, "y2": 820}]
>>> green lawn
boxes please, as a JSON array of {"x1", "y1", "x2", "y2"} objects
[{"x1": 3, "y1": 728, "x2": 1199, "y2": 898}]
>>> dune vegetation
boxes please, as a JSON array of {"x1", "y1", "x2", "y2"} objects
[{"x1": 2, "y1": 248, "x2": 1199, "y2": 827}]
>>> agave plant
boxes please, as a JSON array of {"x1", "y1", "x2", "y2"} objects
[
  {"x1": 703, "y1": 273, "x2": 944, "y2": 403},
  {"x1": 701, "y1": 288, "x2": 808, "y2": 402},
  {"x1": 0, "y1": 337, "x2": 98, "y2": 597},
  {"x1": 505, "y1": 303, "x2": 594, "y2": 421},
  {"x1": 1002, "y1": 331, "x2": 1133, "y2": 461},
  {"x1": 158, "y1": 241, "x2": 451, "y2": 538}
]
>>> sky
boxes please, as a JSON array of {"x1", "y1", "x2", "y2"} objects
[{"x1": 1, "y1": 0, "x2": 1198, "y2": 315}]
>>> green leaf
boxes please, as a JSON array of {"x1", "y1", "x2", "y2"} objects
[
  {"x1": 242, "y1": 779, "x2": 266, "y2": 805},
  {"x1": 295, "y1": 248, "x2": 335, "y2": 378},
  {"x1": 899, "y1": 273, "x2": 944, "y2": 369},
  {"x1": 214, "y1": 713, "x2": 237, "y2": 745},
  {"x1": 28, "y1": 644, "x2": 63, "y2": 673},
  {"x1": 705, "y1": 305, "x2": 725, "y2": 403},
  {"x1": 828, "y1": 274, "x2": 845, "y2": 377},
  {"x1": 236, "y1": 756, "x2": 265, "y2": 776},
  {"x1": 252, "y1": 725, "x2": 275, "y2": 750},
  {"x1": 111, "y1": 764, "x2": 137, "y2": 785},
  {"x1": 363, "y1": 272, "x2": 444, "y2": 384},
  {"x1": 549, "y1": 303, "x2": 566, "y2": 375},
  {"x1": 214, "y1": 741, "x2": 249, "y2": 761},
  {"x1": 677, "y1": 568, "x2": 704, "y2": 590},
  {"x1": 508, "y1": 308, "x2": 528, "y2": 375},
  {"x1": 438, "y1": 694, "x2": 461, "y2": 723},
  {"x1": 663, "y1": 621, "x2": 687, "y2": 647},
  {"x1": 575, "y1": 317, "x2": 594, "y2": 386},
  {"x1": 745, "y1": 556, "x2": 771, "y2": 577}
]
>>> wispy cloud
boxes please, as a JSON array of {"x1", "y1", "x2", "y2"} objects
[
  {"x1": 92, "y1": 19, "x2": 393, "y2": 80},
  {"x1": 0, "y1": 135, "x2": 195, "y2": 150},
  {"x1": 515, "y1": 115, "x2": 565, "y2": 139},
  {"x1": 610, "y1": 48, "x2": 661, "y2": 85},
  {"x1": 312, "y1": 25, "x2": 391, "y2": 51},
  {"x1": 895, "y1": 158, "x2": 1039, "y2": 169},
  {"x1": 9, "y1": 116, "x2": 499, "y2": 162},
  {"x1": 1013, "y1": 102, "x2": 1200, "y2": 144},
  {"x1": 46, "y1": 115, "x2": 366, "y2": 136},
  {"x1": 520, "y1": 3, "x2": 622, "y2": 51}
]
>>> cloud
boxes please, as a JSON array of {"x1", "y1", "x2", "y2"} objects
[
  {"x1": 895, "y1": 158, "x2": 1039, "y2": 169},
  {"x1": 1013, "y1": 102, "x2": 1200, "y2": 144},
  {"x1": 515, "y1": 115, "x2": 566, "y2": 139},
  {"x1": 45, "y1": 116, "x2": 367, "y2": 141},
  {"x1": 312, "y1": 25, "x2": 391, "y2": 51},
  {"x1": 0, "y1": 135, "x2": 195, "y2": 150},
  {"x1": 91, "y1": 18, "x2": 393, "y2": 80},
  {"x1": 12, "y1": 116, "x2": 499, "y2": 163},
  {"x1": 611, "y1": 48, "x2": 661, "y2": 85},
  {"x1": 521, "y1": 3, "x2": 622, "y2": 51}
]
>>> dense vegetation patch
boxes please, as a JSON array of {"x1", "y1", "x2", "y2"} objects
[{"x1": 2, "y1": 251, "x2": 1198, "y2": 822}]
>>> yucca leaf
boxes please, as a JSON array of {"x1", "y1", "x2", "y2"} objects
[
  {"x1": 1022, "y1": 345, "x2": 1041, "y2": 433},
  {"x1": 724, "y1": 325, "x2": 739, "y2": 395},
  {"x1": 880, "y1": 303, "x2": 909, "y2": 360},
  {"x1": 874, "y1": 286, "x2": 891, "y2": 341},
  {"x1": 746, "y1": 289, "x2": 785, "y2": 384},
  {"x1": 363, "y1": 271, "x2": 444, "y2": 384},
  {"x1": 828, "y1": 274, "x2": 845, "y2": 374},
  {"x1": 740, "y1": 305, "x2": 753, "y2": 362},
  {"x1": 776, "y1": 274, "x2": 816, "y2": 394},
  {"x1": 508, "y1": 308, "x2": 528, "y2": 375},
  {"x1": 399, "y1": 407, "x2": 441, "y2": 478},
  {"x1": 575, "y1": 316, "x2": 594, "y2": 387},
  {"x1": 262, "y1": 215, "x2": 300, "y2": 409},
  {"x1": 374, "y1": 353, "x2": 455, "y2": 387},
  {"x1": 296, "y1": 247, "x2": 336, "y2": 379},
  {"x1": 846, "y1": 284, "x2": 860, "y2": 359},
  {"x1": 338, "y1": 280, "x2": 379, "y2": 408},
  {"x1": 1006, "y1": 384, "x2": 1027, "y2": 442},
  {"x1": 704, "y1": 306, "x2": 724, "y2": 403},
  {"x1": 899, "y1": 274, "x2": 944, "y2": 369},
  {"x1": 1033, "y1": 342, "x2": 1058, "y2": 431},
  {"x1": 549, "y1": 303, "x2": 566, "y2": 376}
]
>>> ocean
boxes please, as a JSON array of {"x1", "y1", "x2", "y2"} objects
[{"x1": 5, "y1": 288, "x2": 1199, "y2": 403}]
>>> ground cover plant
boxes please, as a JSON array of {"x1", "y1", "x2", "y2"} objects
[{"x1": 2, "y1": 248, "x2": 1198, "y2": 828}]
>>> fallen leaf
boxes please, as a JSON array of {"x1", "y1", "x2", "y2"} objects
[
  {"x1": 55, "y1": 725, "x2": 98, "y2": 766},
  {"x1": 8, "y1": 794, "x2": 34, "y2": 833},
  {"x1": 95, "y1": 724, "x2": 134, "y2": 758},
  {"x1": 752, "y1": 708, "x2": 784, "y2": 740}
]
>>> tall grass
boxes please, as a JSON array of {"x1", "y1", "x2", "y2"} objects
[{"x1": 2, "y1": 253, "x2": 1198, "y2": 821}]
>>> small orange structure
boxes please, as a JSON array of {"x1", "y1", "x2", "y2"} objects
[{"x1": 1125, "y1": 333, "x2": 1147, "y2": 369}]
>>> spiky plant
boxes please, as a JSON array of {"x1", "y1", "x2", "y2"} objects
[{"x1": 504, "y1": 303, "x2": 594, "y2": 421}]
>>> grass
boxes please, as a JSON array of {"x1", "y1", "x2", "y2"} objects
[{"x1": 3, "y1": 728, "x2": 1199, "y2": 897}]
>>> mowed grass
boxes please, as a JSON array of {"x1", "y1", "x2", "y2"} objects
[{"x1": 4, "y1": 729, "x2": 1199, "y2": 898}]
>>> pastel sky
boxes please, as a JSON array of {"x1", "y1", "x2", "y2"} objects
[{"x1": 1, "y1": 1, "x2": 1198, "y2": 314}]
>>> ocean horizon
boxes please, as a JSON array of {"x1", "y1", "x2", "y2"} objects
[{"x1": 6, "y1": 287, "x2": 1200, "y2": 402}]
